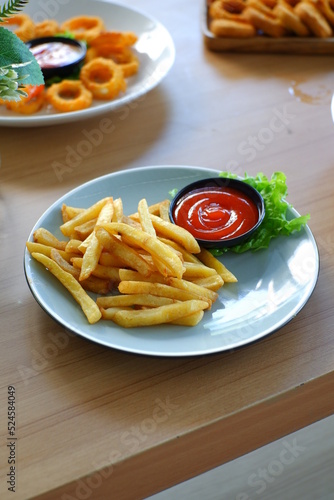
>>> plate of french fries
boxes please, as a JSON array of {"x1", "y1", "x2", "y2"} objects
[
  {"x1": 205, "y1": 0, "x2": 334, "y2": 53},
  {"x1": 0, "y1": 0, "x2": 175, "y2": 127},
  {"x1": 24, "y1": 165, "x2": 319, "y2": 356}
]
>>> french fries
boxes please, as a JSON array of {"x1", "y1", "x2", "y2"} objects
[
  {"x1": 138, "y1": 198, "x2": 156, "y2": 236},
  {"x1": 79, "y1": 199, "x2": 114, "y2": 281},
  {"x1": 101, "y1": 300, "x2": 209, "y2": 328},
  {"x1": 197, "y1": 247, "x2": 238, "y2": 283},
  {"x1": 31, "y1": 252, "x2": 102, "y2": 324},
  {"x1": 26, "y1": 195, "x2": 237, "y2": 329},
  {"x1": 33, "y1": 228, "x2": 67, "y2": 251},
  {"x1": 60, "y1": 197, "x2": 112, "y2": 237},
  {"x1": 99, "y1": 222, "x2": 186, "y2": 279}
]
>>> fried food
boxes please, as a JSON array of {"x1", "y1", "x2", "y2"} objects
[
  {"x1": 315, "y1": 0, "x2": 334, "y2": 26},
  {"x1": 99, "y1": 222, "x2": 186, "y2": 279},
  {"x1": 101, "y1": 300, "x2": 209, "y2": 328},
  {"x1": 243, "y1": 6, "x2": 288, "y2": 36},
  {"x1": 33, "y1": 227, "x2": 67, "y2": 250},
  {"x1": 60, "y1": 15, "x2": 105, "y2": 43},
  {"x1": 79, "y1": 200, "x2": 114, "y2": 281},
  {"x1": 80, "y1": 58, "x2": 126, "y2": 100},
  {"x1": 31, "y1": 252, "x2": 102, "y2": 324},
  {"x1": 4, "y1": 15, "x2": 139, "y2": 116},
  {"x1": 34, "y1": 19, "x2": 60, "y2": 38},
  {"x1": 138, "y1": 198, "x2": 156, "y2": 237},
  {"x1": 210, "y1": 18, "x2": 257, "y2": 36},
  {"x1": 60, "y1": 197, "x2": 112, "y2": 237},
  {"x1": 208, "y1": 0, "x2": 334, "y2": 38},
  {"x1": 26, "y1": 196, "x2": 236, "y2": 328},
  {"x1": 3, "y1": 13, "x2": 35, "y2": 42},
  {"x1": 46, "y1": 80, "x2": 93, "y2": 112},
  {"x1": 89, "y1": 31, "x2": 138, "y2": 48},
  {"x1": 85, "y1": 46, "x2": 139, "y2": 77},
  {"x1": 149, "y1": 214, "x2": 200, "y2": 254},
  {"x1": 274, "y1": 1, "x2": 310, "y2": 35},
  {"x1": 294, "y1": 0, "x2": 333, "y2": 36},
  {"x1": 6, "y1": 85, "x2": 45, "y2": 115},
  {"x1": 197, "y1": 247, "x2": 238, "y2": 282},
  {"x1": 95, "y1": 228, "x2": 154, "y2": 277},
  {"x1": 209, "y1": 0, "x2": 244, "y2": 19}
]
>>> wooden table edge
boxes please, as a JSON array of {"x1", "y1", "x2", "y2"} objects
[{"x1": 32, "y1": 369, "x2": 334, "y2": 500}]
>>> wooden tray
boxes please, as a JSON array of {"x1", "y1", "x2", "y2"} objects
[{"x1": 203, "y1": 2, "x2": 334, "y2": 54}]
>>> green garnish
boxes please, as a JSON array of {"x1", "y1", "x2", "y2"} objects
[
  {"x1": 54, "y1": 31, "x2": 76, "y2": 40},
  {"x1": 169, "y1": 188, "x2": 178, "y2": 198},
  {"x1": 44, "y1": 62, "x2": 84, "y2": 87},
  {"x1": 210, "y1": 171, "x2": 310, "y2": 255}
]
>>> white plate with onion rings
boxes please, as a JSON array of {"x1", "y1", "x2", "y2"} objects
[
  {"x1": 24, "y1": 165, "x2": 320, "y2": 357},
  {"x1": 0, "y1": 0, "x2": 175, "y2": 127}
]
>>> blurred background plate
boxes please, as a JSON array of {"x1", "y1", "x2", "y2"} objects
[
  {"x1": 203, "y1": 0, "x2": 334, "y2": 54},
  {"x1": 0, "y1": 0, "x2": 175, "y2": 127}
]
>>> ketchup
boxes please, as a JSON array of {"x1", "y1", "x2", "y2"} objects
[
  {"x1": 172, "y1": 187, "x2": 259, "y2": 241},
  {"x1": 30, "y1": 41, "x2": 82, "y2": 69}
]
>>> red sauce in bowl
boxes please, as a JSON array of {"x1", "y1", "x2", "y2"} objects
[{"x1": 172, "y1": 186, "x2": 260, "y2": 241}]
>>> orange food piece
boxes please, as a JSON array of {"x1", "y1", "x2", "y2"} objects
[
  {"x1": 60, "y1": 15, "x2": 104, "y2": 43},
  {"x1": 34, "y1": 19, "x2": 60, "y2": 38},
  {"x1": 90, "y1": 31, "x2": 138, "y2": 48},
  {"x1": 6, "y1": 85, "x2": 45, "y2": 115},
  {"x1": 80, "y1": 58, "x2": 126, "y2": 100},
  {"x1": 46, "y1": 80, "x2": 93, "y2": 112},
  {"x1": 3, "y1": 13, "x2": 35, "y2": 42},
  {"x1": 85, "y1": 46, "x2": 139, "y2": 77}
]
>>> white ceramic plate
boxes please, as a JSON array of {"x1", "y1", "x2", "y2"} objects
[
  {"x1": 1, "y1": 0, "x2": 175, "y2": 128},
  {"x1": 24, "y1": 166, "x2": 319, "y2": 357}
]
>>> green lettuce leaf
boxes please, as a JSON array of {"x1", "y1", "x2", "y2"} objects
[{"x1": 210, "y1": 171, "x2": 310, "y2": 255}]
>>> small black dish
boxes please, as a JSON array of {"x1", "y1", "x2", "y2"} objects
[
  {"x1": 26, "y1": 36, "x2": 86, "y2": 80},
  {"x1": 169, "y1": 177, "x2": 265, "y2": 249}
]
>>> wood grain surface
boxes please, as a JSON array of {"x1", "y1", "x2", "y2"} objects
[{"x1": 1, "y1": 0, "x2": 334, "y2": 499}]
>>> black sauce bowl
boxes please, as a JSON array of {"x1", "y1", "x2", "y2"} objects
[
  {"x1": 169, "y1": 177, "x2": 265, "y2": 249},
  {"x1": 26, "y1": 36, "x2": 87, "y2": 80}
]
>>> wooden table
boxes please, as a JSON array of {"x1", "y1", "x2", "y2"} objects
[{"x1": 1, "y1": 0, "x2": 334, "y2": 498}]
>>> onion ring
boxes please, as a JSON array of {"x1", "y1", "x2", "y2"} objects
[
  {"x1": 60, "y1": 15, "x2": 105, "y2": 43},
  {"x1": 3, "y1": 13, "x2": 35, "y2": 42},
  {"x1": 89, "y1": 31, "x2": 138, "y2": 48},
  {"x1": 245, "y1": 0, "x2": 277, "y2": 16},
  {"x1": 80, "y1": 57, "x2": 126, "y2": 100},
  {"x1": 85, "y1": 46, "x2": 139, "y2": 77},
  {"x1": 46, "y1": 80, "x2": 93, "y2": 112},
  {"x1": 210, "y1": 0, "x2": 245, "y2": 18},
  {"x1": 34, "y1": 19, "x2": 60, "y2": 38}
]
